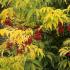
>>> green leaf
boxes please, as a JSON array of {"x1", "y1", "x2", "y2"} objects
[
  {"x1": 68, "y1": 61, "x2": 70, "y2": 67},
  {"x1": 31, "y1": 64, "x2": 36, "y2": 70},
  {"x1": 33, "y1": 60, "x2": 41, "y2": 68},
  {"x1": 26, "y1": 9, "x2": 35, "y2": 22},
  {"x1": 1, "y1": 0, "x2": 8, "y2": 7},
  {"x1": 38, "y1": 41, "x2": 45, "y2": 48},
  {"x1": 58, "y1": 59, "x2": 67, "y2": 70}
]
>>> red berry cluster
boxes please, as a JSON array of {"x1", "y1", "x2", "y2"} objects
[
  {"x1": 17, "y1": 36, "x2": 33, "y2": 54},
  {"x1": 67, "y1": 24, "x2": 70, "y2": 32},
  {"x1": 6, "y1": 35, "x2": 33, "y2": 54},
  {"x1": 6, "y1": 26, "x2": 43, "y2": 54},
  {"x1": 65, "y1": 51, "x2": 70, "y2": 57},
  {"x1": 5, "y1": 17, "x2": 12, "y2": 26},
  {"x1": 17, "y1": 28, "x2": 43, "y2": 54},
  {"x1": 58, "y1": 21, "x2": 70, "y2": 34},
  {"x1": 33, "y1": 29, "x2": 42, "y2": 41},
  {"x1": 6, "y1": 41, "x2": 13, "y2": 50},
  {"x1": 17, "y1": 48, "x2": 23, "y2": 54},
  {"x1": 24, "y1": 36, "x2": 33, "y2": 45},
  {"x1": 58, "y1": 21, "x2": 64, "y2": 34}
]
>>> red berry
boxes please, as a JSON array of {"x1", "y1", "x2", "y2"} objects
[
  {"x1": 27, "y1": 36, "x2": 32, "y2": 45},
  {"x1": 17, "y1": 48, "x2": 23, "y2": 54},
  {"x1": 35, "y1": 31, "x2": 41, "y2": 35},
  {"x1": 34, "y1": 33, "x2": 42, "y2": 40},
  {"x1": 58, "y1": 21, "x2": 63, "y2": 27},
  {"x1": 6, "y1": 41, "x2": 13, "y2": 50},
  {"x1": 35, "y1": 29, "x2": 42, "y2": 35},
  {"x1": 5, "y1": 17, "x2": 12, "y2": 26},
  {"x1": 35, "y1": 35, "x2": 42, "y2": 40},
  {"x1": 22, "y1": 42, "x2": 27, "y2": 50},
  {"x1": 22, "y1": 44, "x2": 26, "y2": 50},
  {"x1": 67, "y1": 24, "x2": 70, "y2": 32},
  {"x1": 34, "y1": 29, "x2": 42, "y2": 40},
  {"x1": 65, "y1": 51, "x2": 70, "y2": 57},
  {"x1": 58, "y1": 21, "x2": 64, "y2": 33},
  {"x1": 24, "y1": 36, "x2": 33, "y2": 45},
  {"x1": 24, "y1": 41, "x2": 28, "y2": 45},
  {"x1": 58, "y1": 27, "x2": 64, "y2": 33}
]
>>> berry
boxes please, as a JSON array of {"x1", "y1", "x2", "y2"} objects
[
  {"x1": 58, "y1": 21, "x2": 63, "y2": 27},
  {"x1": 58, "y1": 21, "x2": 64, "y2": 33},
  {"x1": 34, "y1": 34, "x2": 42, "y2": 40},
  {"x1": 35, "y1": 29, "x2": 42, "y2": 35},
  {"x1": 5, "y1": 17, "x2": 12, "y2": 26},
  {"x1": 67, "y1": 24, "x2": 70, "y2": 32},
  {"x1": 27, "y1": 36, "x2": 32, "y2": 45},
  {"x1": 58, "y1": 27, "x2": 64, "y2": 33},
  {"x1": 6, "y1": 41, "x2": 13, "y2": 50},
  {"x1": 22, "y1": 42, "x2": 27, "y2": 50},
  {"x1": 24, "y1": 41, "x2": 28, "y2": 45},
  {"x1": 23, "y1": 36, "x2": 33, "y2": 46},
  {"x1": 24, "y1": 36, "x2": 32, "y2": 45},
  {"x1": 34, "y1": 29, "x2": 42, "y2": 40},
  {"x1": 65, "y1": 51, "x2": 70, "y2": 57},
  {"x1": 17, "y1": 48, "x2": 23, "y2": 54}
]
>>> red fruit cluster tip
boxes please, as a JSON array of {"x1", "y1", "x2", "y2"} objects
[
  {"x1": 5, "y1": 17, "x2": 12, "y2": 26},
  {"x1": 17, "y1": 36, "x2": 33, "y2": 54},
  {"x1": 58, "y1": 27, "x2": 64, "y2": 33},
  {"x1": 58, "y1": 21, "x2": 64, "y2": 33},
  {"x1": 67, "y1": 24, "x2": 70, "y2": 32},
  {"x1": 58, "y1": 21, "x2": 63, "y2": 27},
  {"x1": 33, "y1": 29, "x2": 42, "y2": 41},
  {"x1": 27, "y1": 36, "x2": 32, "y2": 45},
  {"x1": 24, "y1": 36, "x2": 32, "y2": 45},
  {"x1": 6, "y1": 41, "x2": 13, "y2": 50},
  {"x1": 17, "y1": 48, "x2": 23, "y2": 54},
  {"x1": 22, "y1": 36, "x2": 32, "y2": 48},
  {"x1": 65, "y1": 51, "x2": 70, "y2": 57}
]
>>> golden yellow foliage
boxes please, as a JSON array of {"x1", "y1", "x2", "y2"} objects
[
  {"x1": 0, "y1": 27, "x2": 33, "y2": 47},
  {"x1": 1, "y1": 8, "x2": 15, "y2": 24},
  {"x1": 27, "y1": 45, "x2": 44, "y2": 60},
  {"x1": 39, "y1": 7, "x2": 69, "y2": 30},
  {"x1": 59, "y1": 47, "x2": 70, "y2": 56}
]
